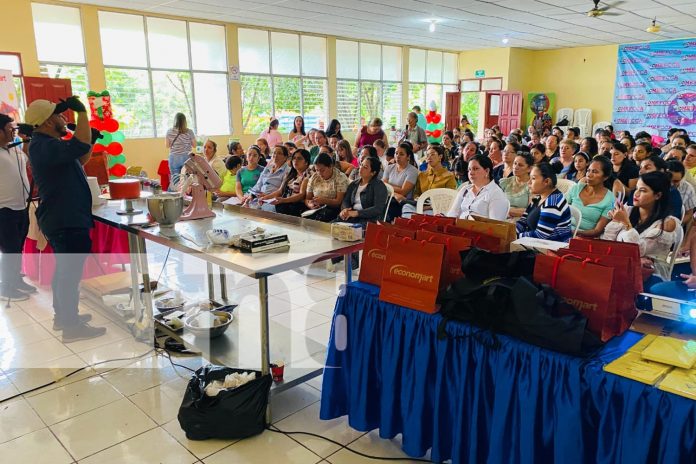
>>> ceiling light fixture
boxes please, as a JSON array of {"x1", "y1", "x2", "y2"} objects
[
  {"x1": 646, "y1": 18, "x2": 661, "y2": 33},
  {"x1": 502, "y1": 37, "x2": 510, "y2": 44},
  {"x1": 429, "y1": 20, "x2": 437, "y2": 33}
]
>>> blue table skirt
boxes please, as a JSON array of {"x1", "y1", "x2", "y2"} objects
[{"x1": 320, "y1": 282, "x2": 696, "y2": 464}]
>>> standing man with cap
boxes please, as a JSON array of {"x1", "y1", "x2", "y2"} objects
[
  {"x1": 0, "y1": 113, "x2": 35, "y2": 301},
  {"x1": 24, "y1": 97, "x2": 106, "y2": 342}
]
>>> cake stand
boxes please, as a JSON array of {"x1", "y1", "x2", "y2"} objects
[{"x1": 99, "y1": 191, "x2": 153, "y2": 215}]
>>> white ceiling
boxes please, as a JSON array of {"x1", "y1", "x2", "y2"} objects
[{"x1": 63, "y1": 0, "x2": 696, "y2": 50}]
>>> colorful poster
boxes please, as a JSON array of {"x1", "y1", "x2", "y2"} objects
[
  {"x1": 0, "y1": 69, "x2": 20, "y2": 121},
  {"x1": 526, "y1": 92, "x2": 556, "y2": 135},
  {"x1": 613, "y1": 38, "x2": 696, "y2": 138}
]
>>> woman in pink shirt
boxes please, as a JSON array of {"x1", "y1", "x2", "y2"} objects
[
  {"x1": 354, "y1": 118, "x2": 389, "y2": 154},
  {"x1": 260, "y1": 119, "x2": 283, "y2": 148}
]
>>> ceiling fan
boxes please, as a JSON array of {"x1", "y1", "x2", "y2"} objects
[{"x1": 586, "y1": 0, "x2": 624, "y2": 17}]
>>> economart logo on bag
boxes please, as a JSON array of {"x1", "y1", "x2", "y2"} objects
[
  {"x1": 562, "y1": 297, "x2": 598, "y2": 312},
  {"x1": 389, "y1": 265, "x2": 434, "y2": 284},
  {"x1": 367, "y1": 248, "x2": 386, "y2": 260}
]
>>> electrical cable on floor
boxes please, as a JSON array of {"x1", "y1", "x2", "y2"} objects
[
  {"x1": 265, "y1": 425, "x2": 434, "y2": 462},
  {"x1": 0, "y1": 349, "x2": 156, "y2": 404}
]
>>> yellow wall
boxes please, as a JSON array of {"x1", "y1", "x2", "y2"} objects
[{"x1": 459, "y1": 48, "x2": 511, "y2": 89}]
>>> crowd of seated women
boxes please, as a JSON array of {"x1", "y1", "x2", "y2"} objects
[{"x1": 201, "y1": 114, "x2": 695, "y2": 294}]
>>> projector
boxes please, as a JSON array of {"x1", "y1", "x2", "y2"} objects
[{"x1": 636, "y1": 293, "x2": 696, "y2": 323}]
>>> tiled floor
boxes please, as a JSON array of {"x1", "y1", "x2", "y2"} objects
[{"x1": 0, "y1": 248, "x2": 429, "y2": 463}]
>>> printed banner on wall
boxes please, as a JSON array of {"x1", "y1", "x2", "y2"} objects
[
  {"x1": 613, "y1": 39, "x2": 696, "y2": 138},
  {"x1": 0, "y1": 69, "x2": 20, "y2": 121},
  {"x1": 526, "y1": 92, "x2": 556, "y2": 135}
]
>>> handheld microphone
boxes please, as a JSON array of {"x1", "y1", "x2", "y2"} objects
[{"x1": 6, "y1": 140, "x2": 24, "y2": 149}]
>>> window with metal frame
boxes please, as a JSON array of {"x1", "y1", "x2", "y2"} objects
[{"x1": 408, "y1": 48, "x2": 458, "y2": 118}]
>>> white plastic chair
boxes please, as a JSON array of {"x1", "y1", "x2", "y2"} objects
[
  {"x1": 416, "y1": 188, "x2": 458, "y2": 215},
  {"x1": 593, "y1": 121, "x2": 611, "y2": 136},
  {"x1": 573, "y1": 109, "x2": 592, "y2": 138},
  {"x1": 657, "y1": 221, "x2": 685, "y2": 281},
  {"x1": 555, "y1": 179, "x2": 575, "y2": 196},
  {"x1": 556, "y1": 108, "x2": 574, "y2": 126},
  {"x1": 569, "y1": 204, "x2": 582, "y2": 238},
  {"x1": 383, "y1": 183, "x2": 394, "y2": 221}
]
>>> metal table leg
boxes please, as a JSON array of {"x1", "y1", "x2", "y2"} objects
[
  {"x1": 133, "y1": 235, "x2": 154, "y2": 342},
  {"x1": 344, "y1": 253, "x2": 353, "y2": 284},
  {"x1": 207, "y1": 262, "x2": 215, "y2": 300},
  {"x1": 219, "y1": 266, "x2": 228, "y2": 301},
  {"x1": 258, "y1": 275, "x2": 271, "y2": 422},
  {"x1": 128, "y1": 233, "x2": 142, "y2": 323}
]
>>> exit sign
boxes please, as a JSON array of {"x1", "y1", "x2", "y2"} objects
[{"x1": 474, "y1": 69, "x2": 485, "y2": 78}]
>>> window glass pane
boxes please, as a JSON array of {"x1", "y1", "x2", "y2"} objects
[
  {"x1": 460, "y1": 93, "x2": 480, "y2": 134},
  {"x1": 408, "y1": 83, "x2": 425, "y2": 114},
  {"x1": 151, "y1": 70, "x2": 194, "y2": 137},
  {"x1": 32, "y1": 4, "x2": 85, "y2": 64},
  {"x1": 99, "y1": 12, "x2": 147, "y2": 67},
  {"x1": 273, "y1": 76, "x2": 301, "y2": 133},
  {"x1": 490, "y1": 94, "x2": 500, "y2": 116},
  {"x1": 189, "y1": 23, "x2": 227, "y2": 71},
  {"x1": 241, "y1": 74, "x2": 272, "y2": 134},
  {"x1": 426, "y1": 84, "x2": 443, "y2": 113},
  {"x1": 442, "y1": 84, "x2": 458, "y2": 120},
  {"x1": 360, "y1": 81, "x2": 382, "y2": 123},
  {"x1": 426, "y1": 51, "x2": 443, "y2": 83},
  {"x1": 302, "y1": 78, "x2": 327, "y2": 130},
  {"x1": 460, "y1": 79, "x2": 479, "y2": 92},
  {"x1": 409, "y1": 48, "x2": 426, "y2": 83},
  {"x1": 382, "y1": 82, "x2": 402, "y2": 130},
  {"x1": 271, "y1": 32, "x2": 300, "y2": 76},
  {"x1": 382, "y1": 45, "x2": 401, "y2": 81},
  {"x1": 238, "y1": 28, "x2": 270, "y2": 74},
  {"x1": 147, "y1": 18, "x2": 189, "y2": 70},
  {"x1": 481, "y1": 78, "x2": 502, "y2": 91},
  {"x1": 359, "y1": 43, "x2": 381, "y2": 81},
  {"x1": 301, "y1": 36, "x2": 326, "y2": 77},
  {"x1": 105, "y1": 68, "x2": 154, "y2": 138},
  {"x1": 336, "y1": 80, "x2": 359, "y2": 132},
  {"x1": 194, "y1": 72, "x2": 230, "y2": 135},
  {"x1": 40, "y1": 64, "x2": 89, "y2": 103},
  {"x1": 336, "y1": 40, "x2": 358, "y2": 79},
  {"x1": 443, "y1": 53, "x2": 458, "y2": 84},
  {"x1": 0, "y1": 54, "x2": 22, "y2": 75}
]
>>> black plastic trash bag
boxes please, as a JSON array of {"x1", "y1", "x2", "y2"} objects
[{"x1": 178, "y1": 364, "x2": 272, "y2": 440}]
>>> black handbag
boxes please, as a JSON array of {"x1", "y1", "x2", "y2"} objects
[
  {"x1": 178, "y1": 364, "x2": 272, "y2": 440},
  {"x1": 439, "y1": 276, "x2": 603, "y2": 357},
  {"x1": 459, "y1": 247, "x2": 536, "y2": 283}
]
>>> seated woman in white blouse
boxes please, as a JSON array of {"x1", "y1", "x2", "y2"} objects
[
  {"x1": 601, "y1": 171, "x2": 679, "y2": 286},
  {"x1": 446, "y1": 153, "x2": 510, "y2": 220}
]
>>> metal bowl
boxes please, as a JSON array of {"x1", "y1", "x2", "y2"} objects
[
  {"x1": 184, "y1": 310, "x2": 232, "y2": 339},
  {"x1": 147, "y1": 193, "x2": 184, "y2": 228}
]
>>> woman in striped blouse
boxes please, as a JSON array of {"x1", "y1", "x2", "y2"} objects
[{"x1": 516, "y1": 163, "x2": 572, "y2": 242}]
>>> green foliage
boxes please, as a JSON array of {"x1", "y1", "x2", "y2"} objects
[
  {"x1": 241, "y1": 75, "x2": 272, "y2": 134},
  {"x1": 408, "y1": 83, "x2": 425, "y2": 111},
  {"x1": 460, "y1": 93, "x2": 480, "y2": 133},
  {"x1": 360, "y1": 82, "x2": 381, "y2": 122},
  {"x1": 104, "y1": 68, "x2": 155, "y2": 138},
  {"x1": 152, "y1": 71, "x2": 195, "y2": 136}
]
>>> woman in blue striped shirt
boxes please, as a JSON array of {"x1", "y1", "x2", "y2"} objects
[{"x1": 516, "y1": 163, "x2": 572, "y2": 242}]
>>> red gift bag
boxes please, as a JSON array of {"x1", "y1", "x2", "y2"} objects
[
  {"x1": 568, "y1": 238, "x2": 643, "y2": 294},
  {"x1": 394, "y1": 217, "x2": 445, "y2": 232},
  {"x1": 416, "y1": 230, "x2": 471, "y2": 289},
  {"x1": 379, "y1": 236, "x2": 445, "y2": 313},
  {"x1": 442, "y1": 225, "x2": 502, "y2": 253},
  {"x1": 410, "y1": 214, "x2": 456, "y2": 227},
  {"x1": 534, "y1": 253, "x2": 617, "y2": 341},
  {"x1": 556, "y1": 249, "x2": 639, "y2": 334},
  {"x1": 358, "y1": 223, "x2": 416, "y2": 286}
]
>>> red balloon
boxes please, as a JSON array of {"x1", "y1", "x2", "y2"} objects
[
  {"x1": 103, "y1": 118, "x2": 119, "y2": 133},
  {"x1": 428, "y1": 110, "x2": 436, "y2": 116},
  {"x1": 110, "y1": 164, "x2": 126, "y2": 177},
  {"x1": 93, "y1": 143, "x2": 106, "y2": 152},
  {"x1": 432, "y1": 129, "x2": 442, "y2": 138},
  {"x1": 433, "y1": 114, "x2": 442, "y2": 124},
  {"x1": 425, "y1": 130, "x2": 432, "y2": 136},
  {"x1": 62, "y1": 132, "x2": 73, "y2": 141},
  {"x1": 425, "y1": 115, "x2": 432, "y2": 124},
  {"x1": 106, "y1": 142, "x2": 123, "y2": 155},
  {"x1": 89, "y1": 119, "x2": 104, "y2": 131}
]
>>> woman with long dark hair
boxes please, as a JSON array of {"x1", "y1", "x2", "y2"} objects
[
  {"x1": 579, "y1": 137, "x2": 599, "y2": 158},
  {"x1": 447, "y1": 154, "x2": 509, "y2": 220},
  {"x1": 516, "y1": 163, "x2": 572, "y2": 242},
  {"x1": 610, "y1": 142, "x2": 639, "y2": 190},
  {"x1": 565, "y1": 155, "x2": 615, "y2": 237},
  {"x1": 566, "y1": 152, "x2": 590, "y2": 182},
  {"x1": 264, "y1": 149, "x2": 311, "y2": 216},
  {"x1": 289, "y1": 116, "x2": 306, "y2": 145},
  {"x1": 325, "y1": 119, "x2": 343, "y2": 140},
  {"x1": 602, "y1": 171, "x2": 678, "y2": 284},
  {"x1": 382, "y1": 142, "x2": 419, "y2": 220},
  {"x1": 260, "y1": 118, "x2": 283, "y2": 148}
]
